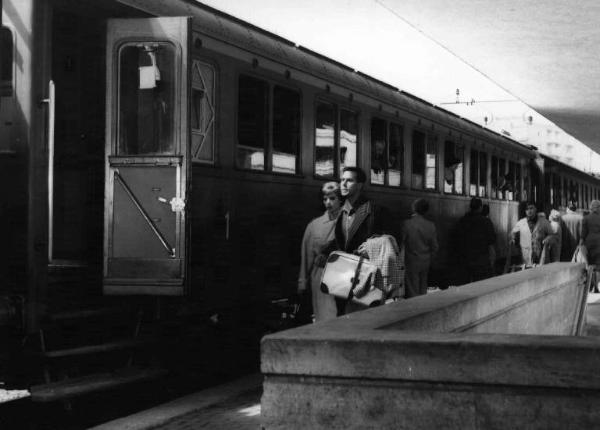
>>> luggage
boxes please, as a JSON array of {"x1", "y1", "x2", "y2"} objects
[{"x1": 320, "y1": 251, "x2": 383, "y2": 307}]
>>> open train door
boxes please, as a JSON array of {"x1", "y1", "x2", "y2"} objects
[{"x1": 104, "y1": 17, "x2": 191, "y2": 295}]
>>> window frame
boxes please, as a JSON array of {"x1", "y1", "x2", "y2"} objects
[
  {"x1": 443, "y1": 139, "x2": 464, "y2": 195},
  {"x1": 191, "y1": 58, "x2": 218, "y2": 165},
  {"x1": 235, "y1": 73, "x2": 302, "y2": 175},
  {"x1": 411, "y1": 128, "x2": 438, "y2": 191},
  {"x1": 313, "y1": 97, "x2": 360, "y2": 180},
  {"x1": 369, "y1": 116, "x2": 405, "y2": 188}
]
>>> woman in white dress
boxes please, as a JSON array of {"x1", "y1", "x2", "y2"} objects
[{"x1": 298, "y1": 182, "x2": 341, "y2": 322}]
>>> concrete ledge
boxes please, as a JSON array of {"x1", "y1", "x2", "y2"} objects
[{"x1": 261, "y1": 263, "x2": 597, "y2": 429}]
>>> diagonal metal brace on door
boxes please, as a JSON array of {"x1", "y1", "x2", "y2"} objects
[{"x1": 114, "y1": 170, "x2": 176, "y2": 258}]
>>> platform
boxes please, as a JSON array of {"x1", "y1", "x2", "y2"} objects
[{"x1": 93, "y1": 290, "x2": 600, "y2": 430}]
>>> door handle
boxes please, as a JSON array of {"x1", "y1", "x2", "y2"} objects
[
  {"x1": 157, "y1": 196, "x2": 186, "y2": 212},
  {"x1": 42, "y1": 80, "x2": 56, "y2": 262},
  {"x1": 225, "y1": 211, "x2": 230, "y2": 241}
]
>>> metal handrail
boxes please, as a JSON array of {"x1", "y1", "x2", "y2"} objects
[{"x1": 114, "y1": 170, "x2": 175, "y2": 257}]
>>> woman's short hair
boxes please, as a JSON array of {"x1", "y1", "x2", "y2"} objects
[{"x1": 321, "y1": 181, "x2": 341, "y2": 198}]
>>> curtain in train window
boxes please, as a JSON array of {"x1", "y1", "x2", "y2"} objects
[
  {"x1": 469, "y1": 149, "x2": 478, "y2": 196},
  {"x1": 370, "y1": 118, "x2": 386, "y2": 185},
  {"x1": 237, "y1": 75, "x2": 267, "y2": 170},
  {"x1": 411, "y1": 130, "x2": 426, "y2": 189},
  {"x1": 339, "y1": 109, "x2": 358, "y2": 178},
  {"x1": 315, "y1": 102, "x2": 336, "y2": 178},
  {"x1": 118, "y1": 43, "x2": 176, "y2": 155},
  {"x1": 272, "y1": 86, "x2": 300, "y2": 174},
  {"x1": 191, "y1": 60, "x2": 216, "y2": 163},
  {"x1": 444, "y1": 141, "x2": 463, "y2": 194},
  {"x1": 479, "y1": 152, "x2": 487, "y2": 197}
]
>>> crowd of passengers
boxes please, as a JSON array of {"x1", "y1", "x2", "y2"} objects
[{"x1": 298, "y1": 166, "x2": 598, "y2": 322}]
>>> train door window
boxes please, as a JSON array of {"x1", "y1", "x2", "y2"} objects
[
  {"x1": 411, "y1": 130, "x2": 426, "y2": 189},
  {"x1": 444, "y1": 141, "x2": 463, "y2": 194},
  {"x1": 0, "y1": 27, "x2": 13, "y2": 97},
  {"x1": 491, "y1": 156, "x2": 498, "y2": 199},
  {"x1": 237, "y1": 75, "x2": 268, "y2": 170},
  {"x1": 237, "y1": 76, "x2": 301, "y2": 173},
  {"x1": 191, "y1": 60, "x2": 216, "y2": 163},
  {"x1": 370, "y1": 118, "x2": 403, "y2": 186},
  {"x1": 272, "y1": 86, "x2": 301, "y2": 173},
  {"x1": 523, "y1": 164, "x2": 530, "y2": 202},
  {"x1": 564, "y1": 177, "x2": 569, "y2": 206},
  {"x1": 118, "y1": 44, "x2": 176, "y2": 155},
  {"x1": 339, "y1": 109, "x2": 358, "y2": 177}
]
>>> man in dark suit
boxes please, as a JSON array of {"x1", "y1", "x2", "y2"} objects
[{"x1": 329, "y1": 166, "x2": 389, "y2": 314}]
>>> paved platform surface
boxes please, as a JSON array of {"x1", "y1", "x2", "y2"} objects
[{"x1": 92, "y1": 293, "x2": 600, "y2": 430}]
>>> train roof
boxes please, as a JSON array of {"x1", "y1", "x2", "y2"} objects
[
  {"x1": 118, "y1": 0, "x2": 534, "y2": 156},
  {"x1": 539, "y1": 152, "x2": 600, "y2": 182}
]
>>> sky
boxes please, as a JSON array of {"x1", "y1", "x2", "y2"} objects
[{"x1": 198, "y1": 0, "x2": 600, "y2": 173}]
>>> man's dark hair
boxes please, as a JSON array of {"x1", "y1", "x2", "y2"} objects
[
  {"x1": 469, "y1": 197, "x2": 483, "y2": 211},
  {"x1": 525, "y1": 201, "x2": 537, "y2": 210},
  {"x1": 412, "y1": 198, "x2": 429, "y2": 215},
  {"x1": 342, "y1": 166, "x2": 366, "y2": 183},
  {"x1": 568, "y1": 200, "x2": 577, "y2": 211}
]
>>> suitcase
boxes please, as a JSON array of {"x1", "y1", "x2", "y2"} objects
[{"x1": 320, "y1": 251, "x2": 383, "y2": 307}]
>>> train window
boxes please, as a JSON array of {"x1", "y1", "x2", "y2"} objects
[
  {"x1": 237, "y1": 75, "x2": 268, "y2": 170},
  {"x1": 515, "y1": 162, "x2": 521, "y2": 201},
  {"x1": 191, "y1": 60, "x2": 216, "y2": 163},
  {"x1": 272, "y1": 86, "x2": 300, "y2": 173},
  {"x1": 236, "y1": 76, "x2": 301, "y2": 173},
  {"x1": 339, "y1": 109, "x2": 358, "y2": 177},
  {"x1": 553, "y1": 174, "x2": 561, "y2": 207},
  {"x1": 0, "y1": 27, "x2": 13, "y2": 97},
  {"x1": 563, "y1": 177, "x2": 569, "y2": 206},
  {"x1": 469, "y1": 150, "x2": 478, "y2": 196},
  {"x1": 523, "y1": 164, "x2": 530, "y2": 202},
  {"x1": 507, "y1": 161, "x2": 517, "y2": 201},
  {"x1": 425, "y1": 137, "x2": 437, "y2": 190},
  {"x1": 444, "y1": 141, "x2": 463, "y2": 194},
  {"x1": 497, "y1": 158, "x2": 506, "y2": 199},
  {"x1": 314, "y1": 102, "x2": 357, "y2": 178},
  {"x1": 411, "y1": 130, "x2": 425, "y2": 189},
  {"x1": 491, "y1": 156, "x2": 498, "y2": 198},
  {"x1": 370, "y1": 118, "x2": 403, "y2": 186},
  {"x1": 118, "y1": 43, "x2": 176, "y2": 155}
]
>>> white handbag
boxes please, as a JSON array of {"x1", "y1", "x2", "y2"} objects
[{"x1": 320, "y1": 251, "x2": 383, "y2": 307}]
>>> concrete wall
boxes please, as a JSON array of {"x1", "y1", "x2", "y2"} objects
[{"x1": 261, "y1": 263, "x2": 596, "y2": 429}]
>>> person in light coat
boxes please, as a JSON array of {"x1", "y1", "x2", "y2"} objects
[{"x1": 298, "y1": 182, "x2": 341, "y2": 322}]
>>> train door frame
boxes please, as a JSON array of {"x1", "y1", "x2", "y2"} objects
[{"x1": 103, "y1": 16, "x2": 192, "y2": 296}]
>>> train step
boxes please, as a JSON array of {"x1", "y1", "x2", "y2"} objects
[
  {"x1": 41, "y1": 338, "x2": 150, "y2": 359},
  {"x1": 44, "y1": 306, "x2": 131, "y2": 323},
  {"x1": 29, "y1": 366, "x2": 168, "y2": 402}
]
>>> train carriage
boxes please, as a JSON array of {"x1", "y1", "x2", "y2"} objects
[{"x1": 1, "y1": 0, "x2": 599, "y2": 408}]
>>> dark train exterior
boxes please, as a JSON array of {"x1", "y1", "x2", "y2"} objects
[{"x1": 1, "y1": 0, "x2": 600, "y2": 403}]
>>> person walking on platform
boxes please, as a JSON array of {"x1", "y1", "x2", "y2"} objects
[
  {"x1": 548, "y1": 209, "x2": 563, "y2": 263},
  {"x1": 582, "y1": 200, "x2": 600, "y2": 265},
  {"x1": 298, "y1": 182, "x2": 341, "y2": 322},
  {"x1": 455, "y1": 198, "x2": 496, "y2": 284},
  {"x1": 325, "y1": 166, "x2": 390, "y2": 315},
  {"x1": 562, "y1": 201, "x2": 584, "y2": 261},
  {"x1": 401, "y1": 198, "x2": 438, "y2": 298},
  {"x1": 509, "y1": 202, "x2": 554, "y2": 266}
]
